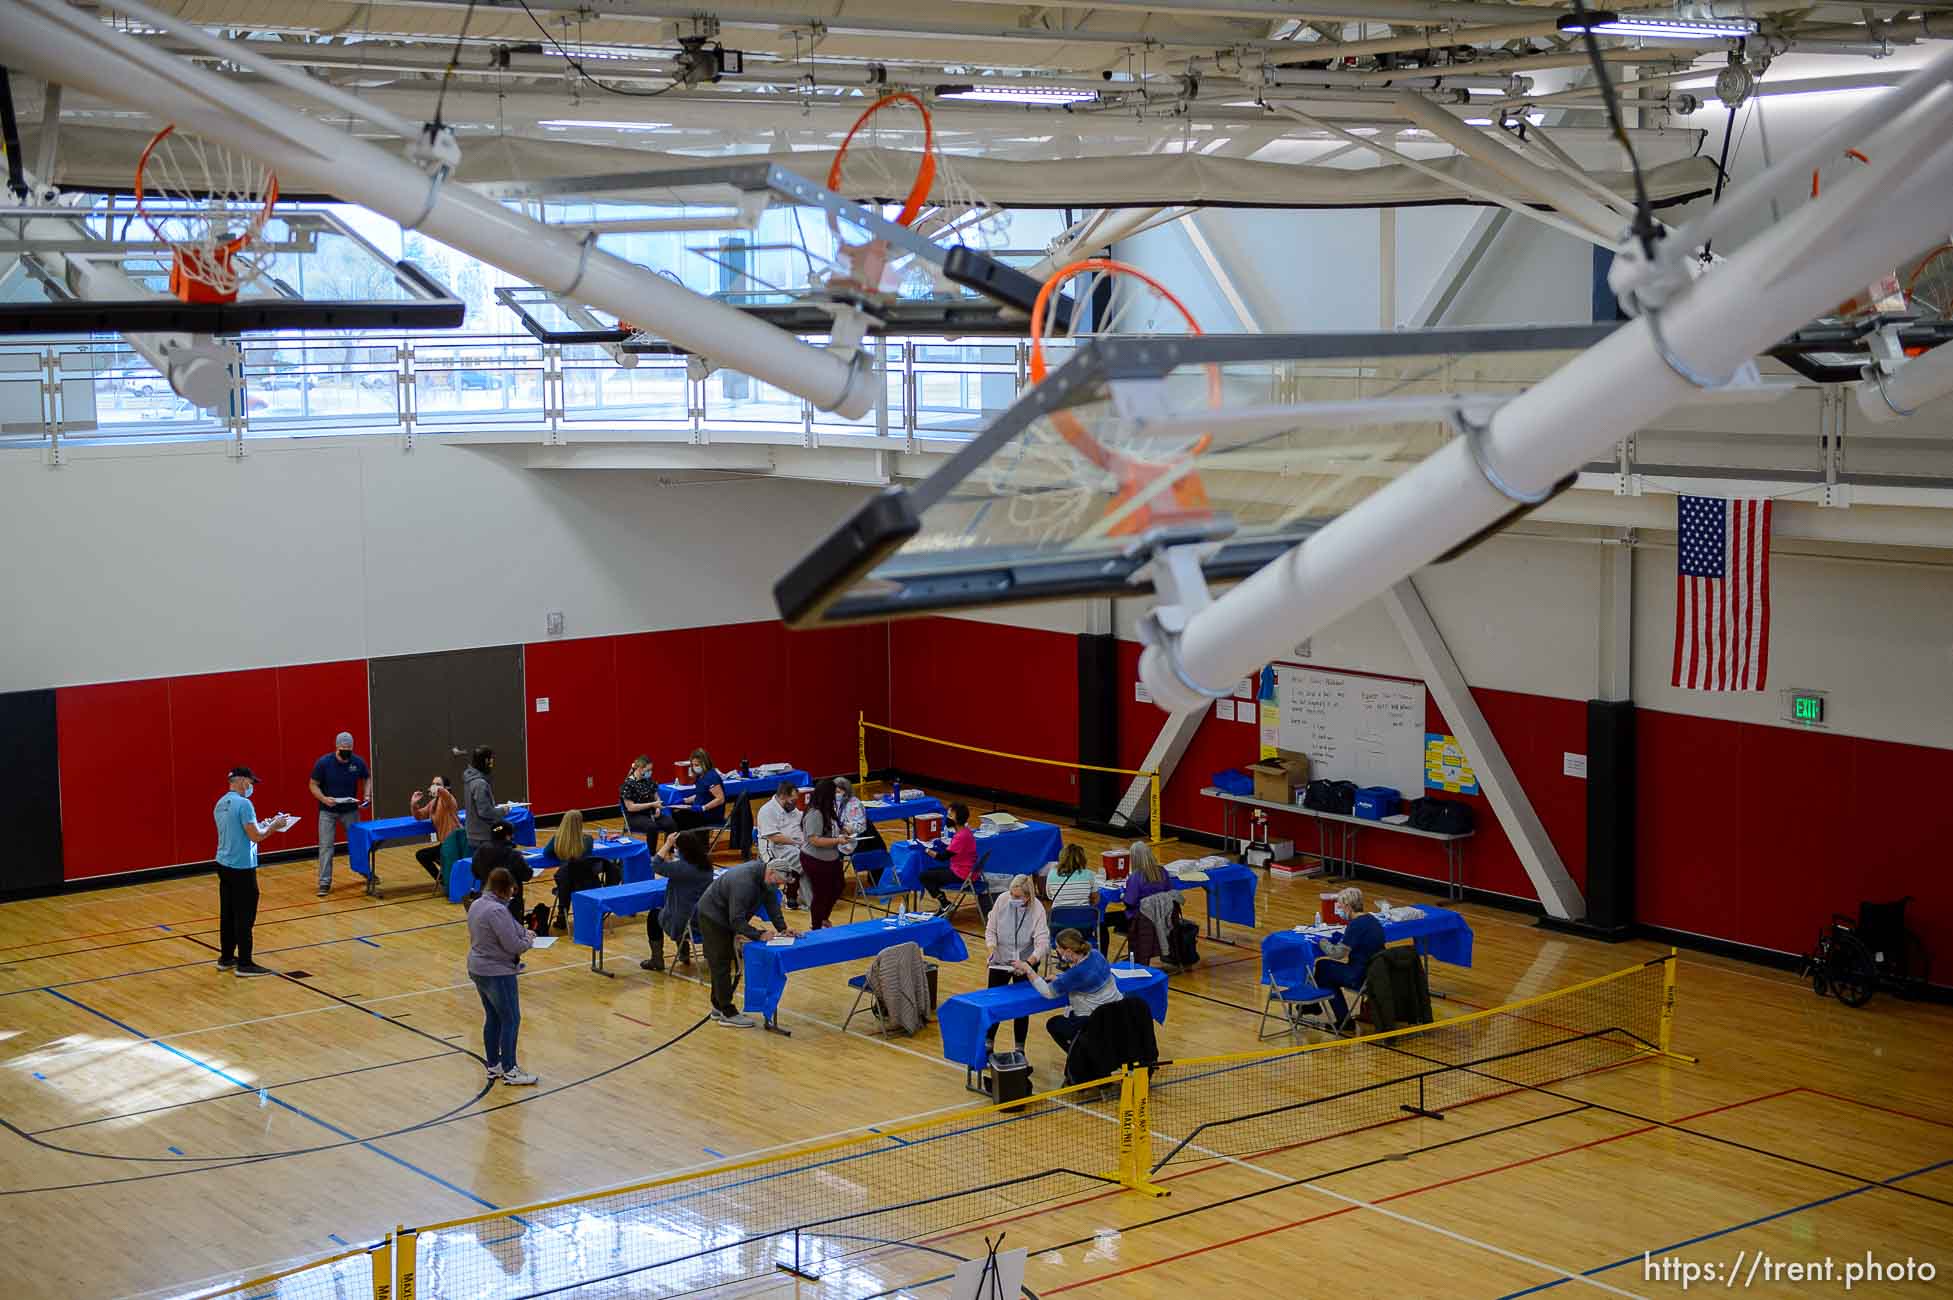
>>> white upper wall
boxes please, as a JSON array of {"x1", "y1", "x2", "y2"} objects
[{"x1": 0, "y1": 437, "x2": 873, "y2": 691}]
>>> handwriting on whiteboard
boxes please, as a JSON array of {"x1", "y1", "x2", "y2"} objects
[{"x1": 1276, "y1": 667, "x2": 1426, "y2": 796}]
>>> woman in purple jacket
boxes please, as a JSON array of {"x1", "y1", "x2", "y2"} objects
[{"x1": 468, "y1": 866, "x2": 537, "y2": 1086}]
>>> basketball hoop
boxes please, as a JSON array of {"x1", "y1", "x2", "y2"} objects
[
  {"x1": 824, "y1": 92, "x2": 1009, "y2": 296},
  {"x1": 1016, "y1": 258, "x2": 1220, "y2": 542},
  {"x1": 134, "y1": 124, "x2": 280, "y2": 304}
]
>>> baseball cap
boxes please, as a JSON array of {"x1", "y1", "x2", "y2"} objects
[
  {"x1": 228, "y1": 766, "x2": 258, "y2": 781},
  {"x1": 335, "y1": 731, "x2": 355, "y2": 747}
]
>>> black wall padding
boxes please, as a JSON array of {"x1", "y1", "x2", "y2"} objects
[
  {"x1": 1585, "y1": 698, "x2": 1637, "y2": 932},
  {"x1": 0, "y1": 690, "x2": 64, "y2": 893},
  {"x1": 1077, "y1": 634, "x2": 1120, "y2": 824}
]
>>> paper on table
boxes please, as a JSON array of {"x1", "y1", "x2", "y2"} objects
[
  {"x1": 765, "y1": 936, "x2": 796, "y2": 947},
  {"x1": 1178, "y1": 870, "x2": 1210, "y2": 883},
  {"x1": 1111, "y1": 967, "x2": 1151, "y2": 981},
  {"x1": 530, "y1": 936, "x2": 557, "y2": 949}
]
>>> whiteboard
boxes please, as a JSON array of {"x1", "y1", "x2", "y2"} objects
[{"x1": 1274, "y1": 667, "x2": 1427, "y2": 798}]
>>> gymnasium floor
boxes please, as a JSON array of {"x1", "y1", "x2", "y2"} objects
[{"x1": 1, "y1": 804, "x2": 1948, "y2": 1299}]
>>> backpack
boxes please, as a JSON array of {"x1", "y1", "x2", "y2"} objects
[
  {"x1": 1167, "y1": 917, "x2": 1201, "y2": 970},
  {"x1": 525, "y1": 903, "x2": 552, "y2": 936},
  {"x1": 1408, "y1": 798, "x2": 1475, "y2": 835}
]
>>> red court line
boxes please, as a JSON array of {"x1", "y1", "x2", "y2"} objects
[
  {"x1": 1039, "y1": 1085, "x2": 1800, "y2": 1295},
  {"x1": 613, "y1": 1012, "x2": 657, "y2": 1029},
  {"x1": 1793, "y1": 1086, "x2": 1953, "y2": 1132}
]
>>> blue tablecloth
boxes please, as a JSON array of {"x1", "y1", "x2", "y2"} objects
[
  {"x1": 1260, "y1": 906, "x2": 1475, "y2": 995},
  {"x1": 861, "y1": 795, "x2": 944, "y2": 826},
  {"x1": 740, "y1": 914, "x2": 969, "y2": 1020},
  {"x1": 658, "y1": 769, "x2": 812, "y2": 810},
  {"x1": 937, "y1": 964, "x2": 1168, "y2": 1070},
  {"x1": 572, "y1": 878, "x2": 667, "y2": 950},
  {"x1": 1094, "y1": 863, "x2": 1259, "y2": 929},
  {"x1": 447, "y1": 835, "x2": 653, "y2": 903},
  {"x1": 347, "y1": 805, "x2": 536, "y2": 879},
  {"x1": 886, "y1": 821, "x2": 1066, "y2": 894}
]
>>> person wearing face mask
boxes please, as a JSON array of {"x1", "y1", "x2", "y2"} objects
[
  {"x1": 984, "y1": 874, "x2": 1050, "y2": 1058},
  {"x1": 409, "y1": 775, "x2": 459, "y2": 882},
  {"x1": 756, "y1": 781, "x2": 803, "y2": 871},
  {"x1": 213, "y1": 766, "x2": 298, "y2": 976},
  {"x1": 667, "y1": 747, "x2": 728, "y2": 834},
  {"x1": 1313, "y1": 886, "x2": 1386, "y2": 1031},
  {"x1": 1014, "y1": 928, "x2": 1118, "y2": 1054},
  {"x1": 618, "y1": 755, "x2": 665, "y2": 845},
  {"x1": 463, "y1": 746, "x2": 514, "y2": 856},
  {"x1": 309, "y1": 731, "x2": 371, "y2": 898}
]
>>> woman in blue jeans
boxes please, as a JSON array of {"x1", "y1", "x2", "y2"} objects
[{"x1": 468, "y1": 866, "x2": 538, "y2": 1086}]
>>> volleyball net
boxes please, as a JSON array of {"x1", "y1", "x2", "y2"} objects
[
  {"x1": 858, "y1": 714, "x2": 1164, "y2": 843},
  {"x1": 203, "y1": 954, "x2": 1680, "y2": 1300}
]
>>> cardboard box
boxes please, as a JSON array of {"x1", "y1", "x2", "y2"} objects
[{"x1": 1249, "y1": 756, "x2": 1310, "y2": 804}]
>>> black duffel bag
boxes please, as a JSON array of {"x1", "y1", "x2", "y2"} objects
[
  {"x1": 1408, "y1": 797, "x2": 1475, "y2": 835},
  {"x1": 1303, "y1": 779, "x2": 1358, "y2": 815}
]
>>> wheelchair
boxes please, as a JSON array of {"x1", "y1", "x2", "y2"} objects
[{"x1": 1802, "y1": 896, "x2": 1930, "y2": 1008}]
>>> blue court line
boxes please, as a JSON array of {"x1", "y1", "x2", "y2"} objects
[
  {"x1": 168, "y1": 1145, "x2": 184, "y2": 1155},
  {"x1": 1495, "y1": 1155, "x2": 1953, "y2": 1297},
  {"x1": 702, "y1": 1146, "x2": 725, "y2": 1158},
  {"x1": 32, "y1": 1073, "x2": 45, "y2": 1081},
  {"x1": 327, "y1": 1233, "x2": 348, "y2": 1246},
  {"x1": 40, "y1": 988, "x2": 498, "y2": 1211},
  {"x1": 158, "y1": 925, "x2": 173, "y2": 932},
  {"x1": 867, "y1": 1127, "x2": 912, "y2": 1147},
  {"x1": 353, "y1": 937, "x2": 382, "y2": 948}
]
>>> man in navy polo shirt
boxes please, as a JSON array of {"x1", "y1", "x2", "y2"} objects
[{"x1": 309, "y1": 730, "x2": 371, "y2": 898}]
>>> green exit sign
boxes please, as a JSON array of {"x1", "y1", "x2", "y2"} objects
[{"x1": 1784, "y1": 689, "x2": 1827, "y2": 726}]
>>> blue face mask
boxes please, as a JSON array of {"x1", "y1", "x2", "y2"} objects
[{"x1": 244, "y1": 783, "x2": 255, "y2": 798}]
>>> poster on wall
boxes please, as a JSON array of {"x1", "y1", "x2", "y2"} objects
[
  {"x1": 1257, "y1": 666, "x2": 1280, "y2": 759},
  {"x1": 1424, "y1": 732, "x2": 1479, "y2": 794}
]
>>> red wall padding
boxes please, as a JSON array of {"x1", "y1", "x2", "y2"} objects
[
  {"x1": 57, "y1": 659, "x2": 369, "y2": 880},
  {"x1": 1636, "y1": 709, "x2": 1953, "y2": 965},
  {"x1": 1112, "y1": 643, "x2": 1589, "y2": 899},
  {"x1": 523, "y1": 620, "x2": 892, "y2": 815},
  {"x1": 885, "y1": 618, "x2": 1080, "y2": 803}
]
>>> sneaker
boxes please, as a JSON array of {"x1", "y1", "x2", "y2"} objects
[
  {"x1": 316, "y1": 885, "x2": 330, "y2": 898},
  {"x1": 234, "y1": 962, "x2": 274, "y2": 977},
  {"x1": 710, "y1": 1010, "x2": 756, "y2": 1028},
  {"x1": 486, "y1": 1065, "x2": 504, "y2": 1081},
  {"x1": 215, "y1": 957, "x2": 236, "y2": 971},
  {"x1": 501, "y1": 1069, "x2": 539, "y2": 1086}
]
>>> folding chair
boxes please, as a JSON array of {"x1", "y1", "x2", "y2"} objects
[
  {"x1": 939, "y1": 851, "x2": 992, "y2": 922},
  {"x1": 844, "y1": 974, "x2": 890, "y2": 1036},
  {"x1": 1048, "y1": 905, "x2": 1100, "y2": 950},
  {"x1": 847, "y1": 849, "x2": 909, "y2": 922},
  {"x1": 1258, "y1": 978, "x2": 1337, "y2": 1039}
]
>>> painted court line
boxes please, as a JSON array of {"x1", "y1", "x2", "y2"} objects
[{"x1": 39, "y1": 988, "x2": 498, "y2": 1213}]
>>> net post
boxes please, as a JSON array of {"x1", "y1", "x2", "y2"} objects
[
  {"x1": 1114, "y1": 1066, "x2": 1170, "y2": 1197},
  {"x1": 370, "y1": 1234, "x2": 393, "y2": 1300},
  {"x1": 1147, "y1": 773, "x2": 1162, "y2": 845},
  {"x1": 858, "y1": 711, "x2": 868, "y2": 788},
  {"x1": 391, "y1": 1226, "x2": 417, "y2": 1299},
  {"x1": 1659, "y1": 947, "x2": 1678, "y2": 1055}
]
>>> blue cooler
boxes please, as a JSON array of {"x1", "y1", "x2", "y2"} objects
[
  {"x1": 1353, "y1": 786, "x2": 1401, "y2": 821},
  {"x1": 1212, "y1": 768, "x2": 1254, "y2": 797}
]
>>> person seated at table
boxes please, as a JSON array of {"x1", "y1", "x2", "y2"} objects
[
  {"x1": 918, "y1": 803, "x2": 982, "y2": 916},
  {"x1": 800, "y1": 778, "x2": 851, "y2": 931},
  {"x1": 548, "y1": 810, "x2": 615, "y2": 931},
  {"x1": 1042, "y1": 844, "x2": 1099, "y2": 911},
  {"x1": 668, "y1": 748, "x2": 728, "y2": 833},
  {"x1": 409, "y1": 775, "x2": 459, "y2": 882},
  {"x1": 694, "y1": 856, "x2": 799, "y2": 1028},
  {"x1": 1314, "y1": 886, "x2": 1386, "y2": 1031},
  {"x1": 985, "y1": 875, "x2": 1051, "y2": 1059},
  {"x1": 619, "y1": 755, "x2": 665, "y2": 845},
  {"x1": 1103, "y1": 841, "x2": 1171, "y2": 951},
  {"x1": 1014, "y1": 928, "x2": 1120, "y2": 1055},
  {"x1": 463, "y1": 747, "x2": 515, "y2": 856},
  {"x1": 642, "y1": 828, "x2": 715, "y2": 973},
  {"x1": 470, "y1": 820, "x2": 533, "y2": 918}
]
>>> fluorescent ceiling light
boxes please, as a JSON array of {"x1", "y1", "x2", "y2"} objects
[
  {"x1": 538, "y1": 120, "x2": 672, "y2": 132},
  {"x1": 937, "y1": 84, "x2": 1100, "y2": 105},
  {"x1": 1556, "y1": 11, "x2": 1758, "y2": 38}
]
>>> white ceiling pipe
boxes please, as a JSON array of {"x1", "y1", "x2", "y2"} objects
[
  {"x1": 1389, "y1": 92, "x2": 1625, "y2": 238},
  {"x1": 3, "y1": 0, "x2": 877, "y2": 418},
  {"x1": 954, "y1": 0, "x2": 1596, "y2": 29},
  {"x1": 1494, "y1": 67, "x2": 1709, "y2": 110},
  {"x1": 104, "y1": 0, "x2": 423, "y2": 141},
  {"x1": 1139, "y1": 101, "x2": 1953, "y2": 713},
  {"x1": 1858, "y1": 344, "x2": 1953, "y2": 424}
]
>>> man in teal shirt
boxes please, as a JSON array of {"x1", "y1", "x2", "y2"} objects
[{"x1": 214, "y1": 766, "x2": 294, "y2": 976}]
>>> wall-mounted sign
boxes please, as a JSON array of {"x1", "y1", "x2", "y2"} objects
[{"x1": 1424, "y1": 732, "x2": 1479, "y2": 794}]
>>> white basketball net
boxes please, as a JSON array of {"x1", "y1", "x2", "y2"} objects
[{"x1": 134, "y1": 125, "x2": 280, "y2": 302}]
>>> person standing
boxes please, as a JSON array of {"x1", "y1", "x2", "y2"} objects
[
  {"x1": 463, "y1": 746, "x2": 513, "y2": 855},
  {"x1": 409, "y1": 775, "x2": 459, "y2": 882},
  {"x1": 213, "y1": 766, "x2": 296, "y2": 976},
  {"x1": 309, "y1": 731, "x2": 371, "y2": 898},
  {"x1": 799, "y1": 777, "x2": 850, "y2": 930},
  {"x1": 467, "y1": 866, "x2": 538, "y2": 1086},
  {"x1": 694, "y1": 857, "x2": 798, "y2": 1027},
  {"x1": 984, "y1": 874, "x2": 1051, "y2": 1058}
]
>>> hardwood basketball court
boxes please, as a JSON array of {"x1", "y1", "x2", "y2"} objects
[{"x1": 2, "y1": 806, "x2": 1948, "y2": 1299}]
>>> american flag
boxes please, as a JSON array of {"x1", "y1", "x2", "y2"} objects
[{"x1": 1672, "y1": 495, "x2": 1773, "y2": 692}]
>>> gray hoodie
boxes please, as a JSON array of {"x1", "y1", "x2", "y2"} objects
[{"x1": 462, "y1": 764, "x2": 502, "y2": 848}]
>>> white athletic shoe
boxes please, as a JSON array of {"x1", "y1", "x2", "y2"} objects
[
  {"x1": 486, "y1": 1065, "x2": 504, "y2": 1081},
  {"x1": 501, "y1": 1069, "x2": 539, "y2": 1086},
  {"x1": 710, "y1": 1010, "x2": 756, "y2": 1028}
]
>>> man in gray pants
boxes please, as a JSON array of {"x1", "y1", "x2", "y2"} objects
[{"x1": 310, "y1": 731, "x2": 371, "y2": 898}]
